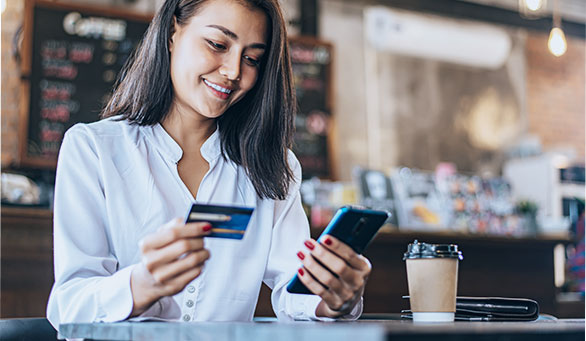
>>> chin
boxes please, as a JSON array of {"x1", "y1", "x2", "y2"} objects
[{"x1": 200, "y1": 109, "x2": 227, "y2": 119}]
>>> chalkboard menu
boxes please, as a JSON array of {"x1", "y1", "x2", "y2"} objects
[
  {"x1": 18, "y1": 0, "x2": 150, "y2": 167},
  {"x1": 289, "y1": 37, "x2": 333, "y2": 179}
]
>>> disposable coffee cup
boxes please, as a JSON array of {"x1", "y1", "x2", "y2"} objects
[{"x1": 403, "y1": 240, "x2": 463, "y2": 323}]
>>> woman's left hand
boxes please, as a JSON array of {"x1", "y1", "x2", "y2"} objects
[{"x1": 296, "y1": 236, "x2": 371, "y2": 318}]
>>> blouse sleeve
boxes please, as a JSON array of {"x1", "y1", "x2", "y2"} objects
[
  {"x1": 46, "y1": 125, "x2": 139, "y2": 330},
  {"x1": 263, "y1": 151, "x2": 363, "y2": 321}
]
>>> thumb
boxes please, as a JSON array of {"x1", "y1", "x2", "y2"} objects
[{"x1": 158, "y1": 217, "x2": 183, "y2": 231}]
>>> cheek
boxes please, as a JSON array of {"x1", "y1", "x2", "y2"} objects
[
  {"x1": 169, "y1": 61, "x2": 182, "y2": 95},
  {"x1": 171, "y1": 44, "x2": 217, "y2": 84},
  {"x1": 169, "y1": 51, "x2": 191, "y2": 90},
  {"x1": 240, "y1": 68, "x2": 260, "y2": 92}
]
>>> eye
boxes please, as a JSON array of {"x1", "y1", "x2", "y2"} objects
[
  {"x1": 243, "y1": 55, "x2": 260, "y2": 67},
  {"x1": 206, "y1": 40, "x2": 226, "y2": 51}
]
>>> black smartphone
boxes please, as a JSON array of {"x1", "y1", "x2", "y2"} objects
[{"x1": 286, "y1": 206, "x2": 390, "y2": 294}]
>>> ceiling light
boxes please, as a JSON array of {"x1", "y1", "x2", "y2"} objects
[
  {"x1": 525, "y1": 0, "x2": 545, "y2": 11},
  {"x1": 548, "y1": 27, "x2": 567, "y2": 57},
  {"x1": 519, "y1": 0, "x2": 548, "y2": 19},
  {"x1": 548, "y1": 0, "x2": 567, "y2": 57}
]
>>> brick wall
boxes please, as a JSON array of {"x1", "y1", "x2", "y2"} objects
[
  {"x1": 526, "y1": 32, "x2": 585, "y2": 161},
  {"x1": 1, "y1": 0, "x2": 25, "y2": 167},
  {"x1": 0, "y1": 0, "x2": 153, "y2": 169}
]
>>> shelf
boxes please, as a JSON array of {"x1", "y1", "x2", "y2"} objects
[
  {"x1": 373, "y1": 228, "x2": 571, "y2": 245},
  {"x1": 1, "y1": 205, "x2": 52, "y2": 218},
  {"x1": 310, "y1": 225, "x2": 571, "y2": 245}
]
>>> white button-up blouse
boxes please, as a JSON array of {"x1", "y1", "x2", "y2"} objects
[{"x1": 46, "y1": 117, "x2": 362, "y2": 329}]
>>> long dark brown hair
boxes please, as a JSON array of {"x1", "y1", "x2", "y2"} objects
[{"x1": 102, "y1": 0, "x2": 296, "y2": 200}]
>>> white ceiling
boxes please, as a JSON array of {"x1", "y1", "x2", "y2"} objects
[{"x1": 460, "y1": 0, "x2": 586, "y2": 23}]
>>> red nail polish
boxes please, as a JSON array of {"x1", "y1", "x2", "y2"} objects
[
  {"x1": 304, "y1": 240, "x2": 314, "y2": 250},
  {"x1": 324, "y1": 237, "x2": 332, "y2": 246},
  {"x1": 203, "y1": 224, "x2": 212, "y2": 232},
  {"x1": 298, "y1": 268, "x2": 304, "y2": 276},
  {"x1": 297, "y1": 251, "x2": 305, "y2": 260}
]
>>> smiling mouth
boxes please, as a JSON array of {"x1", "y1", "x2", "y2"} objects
[{"x1": 203, "y1": 79, "x2": 233, "y2": 100}]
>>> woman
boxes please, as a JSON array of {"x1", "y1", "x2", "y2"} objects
[{"x1": 47, "y1": 0, "x2": 371, "y2": 328}]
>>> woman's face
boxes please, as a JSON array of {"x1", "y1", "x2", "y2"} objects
[{"x1": 169, "y1": 0, "x2": 268, "y2": 119}]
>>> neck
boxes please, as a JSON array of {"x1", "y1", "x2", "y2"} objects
[{"x1": 161, "y1": 104, "x2": 217, "y2": 153}]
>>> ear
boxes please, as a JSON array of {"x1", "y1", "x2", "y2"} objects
[{"x1": 169, "y1": 16, "x2": 178, "y2": 52}]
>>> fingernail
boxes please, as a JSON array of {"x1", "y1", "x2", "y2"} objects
[
  {"x1": 297, "y1": 251, "x2": 305, "y2": 260},
  {"x1": 324, "y1": 237, "x2": 332, "y2": 246},
  {"x1": 304, "y1": 240, "x2": 314, "y2": 250},
  {"x1": 298, "y1": 268, "x2": 304, "y2": 276},
  {"x1": 203, "y1": 224, "x2": 212, "y2": 232}
]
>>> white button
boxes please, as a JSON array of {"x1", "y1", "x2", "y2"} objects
[
  {"x1": 187, "y1": 286, "x2": 195, "y2": 293},
  {"x1": 186, "y1": 300, "x2": 194, "y2": 308},
  {"x1": 183, "y1": 314, "x2": 191, "y2": 321}
]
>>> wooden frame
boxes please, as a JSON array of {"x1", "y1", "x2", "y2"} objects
[
  {"x1": 288, "y1": 36, "x2": 337, "y2": 180},
  {"x1": 18, "y1": 0, "x2": 151, "y2": 168}
]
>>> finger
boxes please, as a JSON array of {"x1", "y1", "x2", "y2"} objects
[
  {"x1": 152, "y1": 248, "x2": 210, "y2": 283},
  {"x1": 140, "y1": 219, "x2": 211, "y2": 251},
  {"x1": 296, "y1": 267, "x2": 344, "y2": 311},
  {"x1": 298, "y1": 250, "x2": 355, "y2": 302},
  {"x1": 143, "y1": 238, "x2": 206, "y2": 273},
  {"x1": 304, "y1": 241, "x2": 357, "y2": 285},
  {"x1": 161, "y1": 266, "x2": 205, "y2": 296},
  {"x1": 317, "y1": 235, "x2": 371, "y2": 272}
]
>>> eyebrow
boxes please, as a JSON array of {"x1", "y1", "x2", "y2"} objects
[{"x1": 206, "y1": 24, "x2": 266, "y2": 50}]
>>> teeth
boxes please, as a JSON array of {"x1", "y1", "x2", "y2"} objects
[{"x1": 204, "y1": 79, "x2": 232, "y2": 94}]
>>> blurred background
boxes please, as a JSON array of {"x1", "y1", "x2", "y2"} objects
[{"x1": 1, "y1": 0, "x2": 584, "y2": 320}]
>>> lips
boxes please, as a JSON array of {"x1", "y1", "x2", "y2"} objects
[{"x1": 203, "y1": 79, "x2": 233, "y2": 100}]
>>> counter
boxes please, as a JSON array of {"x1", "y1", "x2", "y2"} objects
[{"x1": 59, "y1": 319, "x2": 585, "y2": 341}]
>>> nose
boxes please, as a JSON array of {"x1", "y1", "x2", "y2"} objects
[{"x1": 219, "y1": 51, "x2": 241, "y2": 81}]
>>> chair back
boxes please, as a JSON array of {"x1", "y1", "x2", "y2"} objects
[{"x1": 0, "y1": 317, "x2": 57, "y2": 341}]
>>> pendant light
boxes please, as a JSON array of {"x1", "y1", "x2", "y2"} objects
[
  {"x1": 547, "y1": 0, "x2": 567, "y2": 57},
  {"x1": 519, "y1": 0, "x2": 548, "y2": 19}
]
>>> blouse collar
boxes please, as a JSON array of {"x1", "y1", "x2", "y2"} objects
[{"x1": 145, "y1": 122, "x2": 222, "y2": 164}]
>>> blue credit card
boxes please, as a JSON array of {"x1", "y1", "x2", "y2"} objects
[{"x1": 185, "y1": 203, "x2": 254, "y2": 240}]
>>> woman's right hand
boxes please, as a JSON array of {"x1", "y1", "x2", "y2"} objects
[{"x1": 130, "y1": 218, "x2": 212, "y2": 316}]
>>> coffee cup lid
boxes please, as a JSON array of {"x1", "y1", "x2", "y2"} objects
[{"x1": 403, "y1": 240, "x2": 463, "y2": 260}]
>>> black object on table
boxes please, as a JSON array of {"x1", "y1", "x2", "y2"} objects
[{"x1": 401, "y1": 296, "x2": 540, "y2": 321}]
